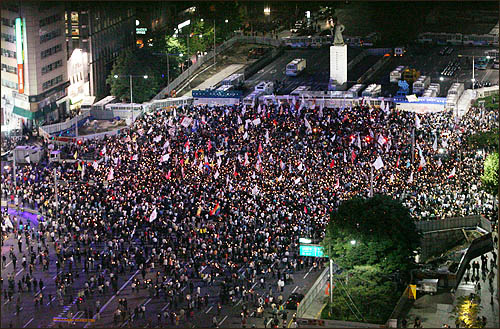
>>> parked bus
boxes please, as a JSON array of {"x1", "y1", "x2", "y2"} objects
[
  {"x1": 286, "y1": 58, "x2": 307, "y2": 76},
  {"x1": 474, "y1": 57, "x2": 488, "y2": 70}
]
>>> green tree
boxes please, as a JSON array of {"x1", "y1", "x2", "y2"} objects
[
  {"x1": 106, "y1": 48, "x2": 163, "y2": 103},
  {"x1": 467, "y1": 129, "x2": 499, "y2": 150},
  {"x1": 481, "y1": 152, "x2": 499, "y2": 196},
  {"x1": 322, "y1": 195, "x2": 420, "y2": 276}
]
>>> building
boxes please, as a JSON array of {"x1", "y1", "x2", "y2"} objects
[
  {"x1": 63, "y1": 3, "x2": 135, "y2": 103},
  {"x1": 1, "y1": 1, "x2": 69, "y2": 130}
]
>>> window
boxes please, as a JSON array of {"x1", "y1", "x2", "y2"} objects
[
  {"x1": 1, "y1": 48, "x2": 16, "y2": 58},
  {"x1": 39, "y1": 14, "x2": 62, "y2": 28},
  {"x1": 1, "y1": 63, "x2": 17, "y2": 74},
  {"x1": 1, "y1": 33, "x2": 15, "y2": 43},
  {"x1": 41, "y1": 59, "x2": 62, "y2": 75},
  {"x1": 42, "y1": 75, "x2": 63, "y2": 90},
  {"x1": 40, "y1": 28, "x2": 62, "y2": 43},
  {"x1": 2, "y1": 18, "x2": 14, "y2": 27},
  {"x1": 41, "y1": 44, "x2": 62, "y2": 59},
  {"x1": 1, "y1": 79, "x2": 18, "y2": 89}
]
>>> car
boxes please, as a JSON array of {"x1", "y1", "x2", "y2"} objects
[{"x1": 285, "y1": 293, "x2": 304, "y2": 310}]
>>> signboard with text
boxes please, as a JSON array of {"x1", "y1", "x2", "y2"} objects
[{"x1": 299, "y1": 244, "x2": 326, "y2": 257}]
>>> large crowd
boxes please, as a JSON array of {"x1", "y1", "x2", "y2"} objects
[{"x1": 1, "y1": 99, "x2": 498, "y2": 327}]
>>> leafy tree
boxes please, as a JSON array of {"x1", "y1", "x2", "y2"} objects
[
  {"x1": 481, "y1": 152, "x2": 498, "y2": 196},
  {"x1": 467, "y1": 129, "x2": 499, "y2": 150},
  {"x1": 106, "y1": 48, "x2": 163, "y2": 103},
  {"x1": 322, "y1": 195, "x2": 420, "y2": 276}
]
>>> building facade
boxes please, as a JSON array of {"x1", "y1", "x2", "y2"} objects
[{"x1": 1, "y1": 1, "x2": 69, "y2": 130}]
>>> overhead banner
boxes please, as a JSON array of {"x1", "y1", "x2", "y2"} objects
[{"x1": 15, "y1": 18, "x2": 24, "y2": 94}]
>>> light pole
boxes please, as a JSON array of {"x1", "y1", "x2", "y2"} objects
[{"x1": 113, "y1": 74, "x2": 148, "y2": 122}]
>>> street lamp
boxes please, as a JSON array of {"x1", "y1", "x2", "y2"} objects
[
  {"x1": 264, "y1": 7, "x2": 271, "y2": 16},
  {"x1": 439, "y1": 76, "x2": 444, "y2": 81},
  {"x1": 350, "y1": 240, "x2": 357, "y2": 245},
  {"x1": 113, "y1": 74, "x2": 148, "y2": 122}
]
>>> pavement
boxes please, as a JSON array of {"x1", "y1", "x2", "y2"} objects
[
  {"x1": 183, "y1": 64, "x2": 245, "y2": 97},
  {"x1": 405, "y1": 242, "x2": 498, "y2": 328}
]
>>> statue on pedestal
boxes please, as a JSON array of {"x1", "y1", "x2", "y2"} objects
[{"x1": 331, "y1": 17, "x2": 345, "y2": 46}]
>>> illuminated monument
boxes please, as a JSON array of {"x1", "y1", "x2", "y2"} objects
[{"x1": 329, "y1": 17, "x2": 347, "y2": 90}]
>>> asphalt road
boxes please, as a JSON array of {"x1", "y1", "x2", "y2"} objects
[
  {"x1": 370, "y1": 45, "x2": 499, "y2": 97},
  {"x1": 245, "y1": 47, "x2": 362, "y2": 95},
  {"x1": 1, "y1": 206, "x2": 324, "y2": 328}
]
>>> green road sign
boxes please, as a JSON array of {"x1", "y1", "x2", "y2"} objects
[{"x1": 299, "y1": 244, "x2": 325, "y2": 257}]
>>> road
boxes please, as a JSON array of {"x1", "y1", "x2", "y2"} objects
[
  {"x1": 1, "y1": 204, "x2": 324, "y2": 328},
  {"x1": 245, "y1": 47, "x2": 362, "y2": 95}
]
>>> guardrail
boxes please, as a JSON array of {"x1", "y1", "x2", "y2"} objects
[
  {"x1": 386, "y1": 286, "x2": 411, "y2": 328},
  {"x1": 152, "y1": 35, "x2": 284, "y2": 101},
  {"x1": 414, "y1": 215, "x2": 491, "y2": 233},
  {"x1": 38, "y1": 111, "x2": 91, "y2": 139},
  {"x1": 297, "y1": 267, "x2": 329, "y2": 318}
]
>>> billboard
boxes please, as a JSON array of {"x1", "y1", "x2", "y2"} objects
[
  {"x1": 299, "y1": 244, "x2": 325, "y2": 257},
  {"x1": 15, "y1": 18, "x2": 24, "y2": 94}
]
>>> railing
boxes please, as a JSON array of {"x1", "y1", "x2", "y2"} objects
[
  {"x1": 38, "y1": 111, "x2": 91, "y2": 139},
  {"x1": 152, "y1": 35, "x2": 284, "y2": 101},
  {"x1": 297, "y1": 267, "x2": 329, "y2": 318},
  {"x1": 415, "y1": 215, "x2": 490, "y2": 233},
  {"x1": 386, "y1": 286, "x2": 411, "y2": 328}
]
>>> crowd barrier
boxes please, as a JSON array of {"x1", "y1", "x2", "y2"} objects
[{"x1": 296, "y1": 267, "x2": 329, "y2": 318}]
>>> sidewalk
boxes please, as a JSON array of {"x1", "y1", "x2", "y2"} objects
[{"x1": 406, "y1": 244, "x2": 498, "y2": 328}]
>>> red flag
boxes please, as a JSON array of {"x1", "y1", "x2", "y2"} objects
[
  {"x1": 329, "y1": 159, "x2": 335, "y2": 168},
  {"x1": 258, "y1": 142, "x2": 263, "y2": 154},
  {"x1": 184, "y1": 140, "x2": 190, "y2": 151},
  {"x1": 207, "y1": 140, "x2": 212, "y2": 152},
  {"x1": 304, "y1": 206, "x2": 307, "y2": 214},
  {"x1": 165, "y1": 170, "x2": 171, "y2": 179},
  {"x1": 351, "y1": 150, "x2": 356, "y2": 163},
  {"x1": 396, "y1": 154, "x2": 400, "y2": 168},
  {"x1": 195, "y1": 151, "x2": 198, "y2": 159},
  {"x1": 180, "y1": 158, "x2": 185, "y2": 166}
]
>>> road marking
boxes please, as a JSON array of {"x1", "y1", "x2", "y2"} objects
[
  {"x1": 84, "y1": 268, "x2": 140, "y2": 328},
  {"x1": 219, "y1": 315, "x2": 228, "y2": 325},
  {"x1": 23, "y1": 318, "x2": 34, "y2": 328},
  {"x1": 234, "y1": 299, "x2": 242, "y2": 307},
  {"x1": 292, "y1": 286, "x2": 298, "y2": 294},
  {"x1": 13, "y1": 307, "x2": 24, "y2": 315},
  {"x1": 250, "y1": 311, "x2": 255, "y2": 317},
  {"x1": 52, "y1": 270, "x2": 62, "y2": 280},
  {"x1": 4, "y1": 300, "x2": 10, "y2": 305},
  {"x1": 303, "y1": 266, "x2": 313, "y2": 279},
  {"x1": 267, "y1": 318, "x2": 273, "y2": 327},
  {"x1": 4, "y1": 260, "x2": 12, "y2": 267},
  {"x1": 15, "y1": 268, "x2": 24, "y2": 276},
  {"x1": 205, "y1": 306, "x2": 213, "y2": 314},
  {"x1": 47, "y1": 296, "x2": 56, "y2": 306},
  {"x1": 144, "y1": 297, "x2": 152, "y2": 306},
  {"x1": 251, "y1": 281, "x2": 258, "y2": 289},
  {"x1": 161, "y1": 302, "x2": 170, "y2": 312},
  {"x1": 34, "y1": 286, "x2": 46, "y2": 296}
]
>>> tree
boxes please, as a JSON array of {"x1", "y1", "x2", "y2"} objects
[
  {"x1": 467, "y1": 129, "x2": 499, "y2": 150},
  {"x1": 106, "y1": 48, "x2": 163, "y2": 103},
  {"x1": 322, "y1": 195, "x2": 420, "y2": 276},
  {"x1": 481, "y1": 152, "x2": 498, "y2": 196}
]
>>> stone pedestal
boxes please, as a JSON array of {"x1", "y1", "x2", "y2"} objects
[{"x1": 329, "y1": 44, "x2": 347, "y2": 86}]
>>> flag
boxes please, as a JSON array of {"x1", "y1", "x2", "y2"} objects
[
  {"x1": 244, "y1": 152, "x2": 249, "y2": 166},
  {"x1": 334, "y1": 177, "x2": 340, "y2": 189},
  {"x1": 209, "y1": 203, "x2": 220, "y2": 216},
  {"x1": 304, "y1": 206, "x2": 308, "y2": 214},
  {"x1": 252, "y1": 118, "x2": 261, "y2": 126},
  {"x1": 447, "y1": 167, "x2": 456, "y2": 179},
  {"x1": 237, "y1": 116, "x2": 242, "y2": 125},
  {"x1": 243, "y1": 131, "x2": 248, "y2": 140},
  {"x1": 437, "y1": 158, "x2": 442, "y2": 168},
  {"x1": 74, "y1": 151, "x2": 78, "y2": 160},
  {"x1": 93, "y1": 161, "x2": 98, "y2": 170},
  {"x1": 131, "y1": 154, "x2": 138, "y2": 161},
  {"x1": 432, "y1": 135, "x2": 438, "y2": 151},
  {"x1": 265, "y1": 130, "x2": 270, "y2": 144},
  {"x1": 24, "y1": 154, "x2": 31, "y2": 164},
  {"x1": 280, "y1": 160, "x2": 285, "y2": 170},
  {"x1": 165, "y1": 170, "x2": 171, "y2": 179},
  {"x1": 298, "y1": 162, "x2": 304, "y2": 171},
  {"x1": 160, "y1": 154, "x2": 170, "y2": 162},
  {"x1": 258, "y1": 142, "x2": 263, "y2": 154},
  {"x1": 252, "y1": 185, "x2": 259, "y2": 195},
  {"x1": 147, "y1": 127, "x2": 153, "y2": 135},
  {"x1": 377, "y1": 135, "x2": 387, "y2": 145},
  {"x1": 184, "y1": 140, "x2": 190, "y2": 152},
  {"x1": 149, "y1": 208, "x2": 157, "y2": 222},
  {"x1": 304, "y1": 117, "x2": 312, "y2": 135},
  {"x1": 77, "y1": 162, "x2": 82, "y2": 172},
  {"x1": 389, "y1": 173, "x2": 394, "y2": 183},
  {"x1": 214, "y1": 170, "x2": 220, "y2": 179},
  {"x1": 196, "y1": 206, "x2": 202, "y2": 217},
  {"x1": 329, "y1": 159, "x2": 335, "y2": 168},
  {"x1": 357, "y1": 135, "x2": 361, "y2": 150},
  {"x1": 180, "y1": 117, "x2": 193, "y2": 128},
  {"x1": 415, "y1": 114, "x2": 421, "y2": 129},
  {"x1": 343, "y1": 152, "x2": 347, "y2": 163},
  {"x1": 153, "y1": 136, "x2": 162, "y2": 143},
  {"x1": 294, "y1": 177, "x2": 301, "y2": 185},
  {"x1": 418, "y1": 156, "x2": 426, "y2": 171},
  {"x1": 269, "y1": 154, "x2": 273, "y2": 163},
  {"x1": 217, "y1": 157, "x2": 222, "y2": 168},
  {"x1": 208, "y1": 140, "x2": 212, "y2": 152},
  {"x1": 351, "y1": 150, "x2": 356, "y2": 163},
  {"x1": 372, "y1": 156, "x2": 384, "y2": 170},
  {"x1": 396, "y1": 154, "x2": 401, "y2": 168},
  {"x1": 407, "y1": 172, "x2": 413, "y2": 184},
  {"x1": 107, "y1": 167, "x2": 114, "y2": 181}
]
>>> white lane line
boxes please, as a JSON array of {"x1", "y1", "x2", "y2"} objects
[
  {"x1": 23, "y1": 318, "x2": 34, "y2": 328},
  {"x1": 143, "y1": 298, "x2": 152, "y2": 306},
  {"x1": 4, "y1": 260, "x2": 12, "y2": 267},
  {"x1": 34, "y1": 286, "x2": 46, "y2": 296},
  {"x1": 234, "y1": 299, "x2": 242, "y2": 307},
  {"x1": 250, "y1": 311, "x2": 255, "y2": 317},
  {"x1": 84, "y1": 268, "x2": 140, "y2": 328},
  {"x1": 219, "y1": 315, "x2": 229, "y2": 325},
  {"x1": 161, "y1": 302, "x2": 170, "y2": 312},
  {"x1": 303, "y1": 266, "x2": 313, "y2": 279},
  {"x1": 267, "y1": 318, "x2": 273, "y2": 327},
  {"x1": 251, "y1": 281, "x2": 258, "y2": 289},
  {"x1": 292, "y1": 286, "x2": 298, "y2": 294},
  {"x1": 4, "y1": 300, "x2": 10, "y2": 305},
  {"x1": 181, "y1": 286, "x2": 186, "y2": 292},
  {"x1": 52, "y1": 270, "x2": 62, "y2": 280},
  {"x1": 205, "y1": 306, "x2": 213, "y2": 314},
  {"x1": 47, "y1": 296, "x2": 56, "y2": 306},
  {"x1": 15, "y1": 268, "x2": 24, "y2": 276}
]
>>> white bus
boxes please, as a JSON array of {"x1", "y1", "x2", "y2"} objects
[
  {"x1": 243, "y1": 90, "x2": 263, "y2": 107},
  {"x1": 290, "y1": 85, "x2": 311, "y2": 96},
  {"x1": 390, "y1": 66, "x2": 406, "y2": 83},
  {"x1": 412, "y1": 76, "x2": 431, "y2": 95},
  {"x1": 254, "y1": 81, "x2": 274, "y2": 95},
  {"x1": 286, "y1": 58, "x2": 307, "y2": 76}
]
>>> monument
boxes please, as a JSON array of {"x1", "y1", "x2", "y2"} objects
[{"x1": 329, "y1": 17, "x2": 347, "y2": 89}]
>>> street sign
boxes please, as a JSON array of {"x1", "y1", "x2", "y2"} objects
[{"x1": 299, "y1": 244, "x2": 326, "y2": 257}]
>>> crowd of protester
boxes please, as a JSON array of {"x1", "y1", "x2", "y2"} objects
[{"x1": 1, "y1": 99, "x2": 497, "y2": 327}]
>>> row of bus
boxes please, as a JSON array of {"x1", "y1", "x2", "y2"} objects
[{"x1": 417, "y1": 32, "x2": 498, "y2": 46}]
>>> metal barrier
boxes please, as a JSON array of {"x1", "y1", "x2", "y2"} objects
[
  {"x1": 297, "y1": 267, "x2": 329, "y2": 318},
  {"x1": 38, "y1": 111, "x2": 91, "y2": 139},
  {"x1": 415, "y1": 215, "x2": 490, "y2": 233},
  {"x1": 386, "y1": 286, "x2": 411, "y2": 328}
]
